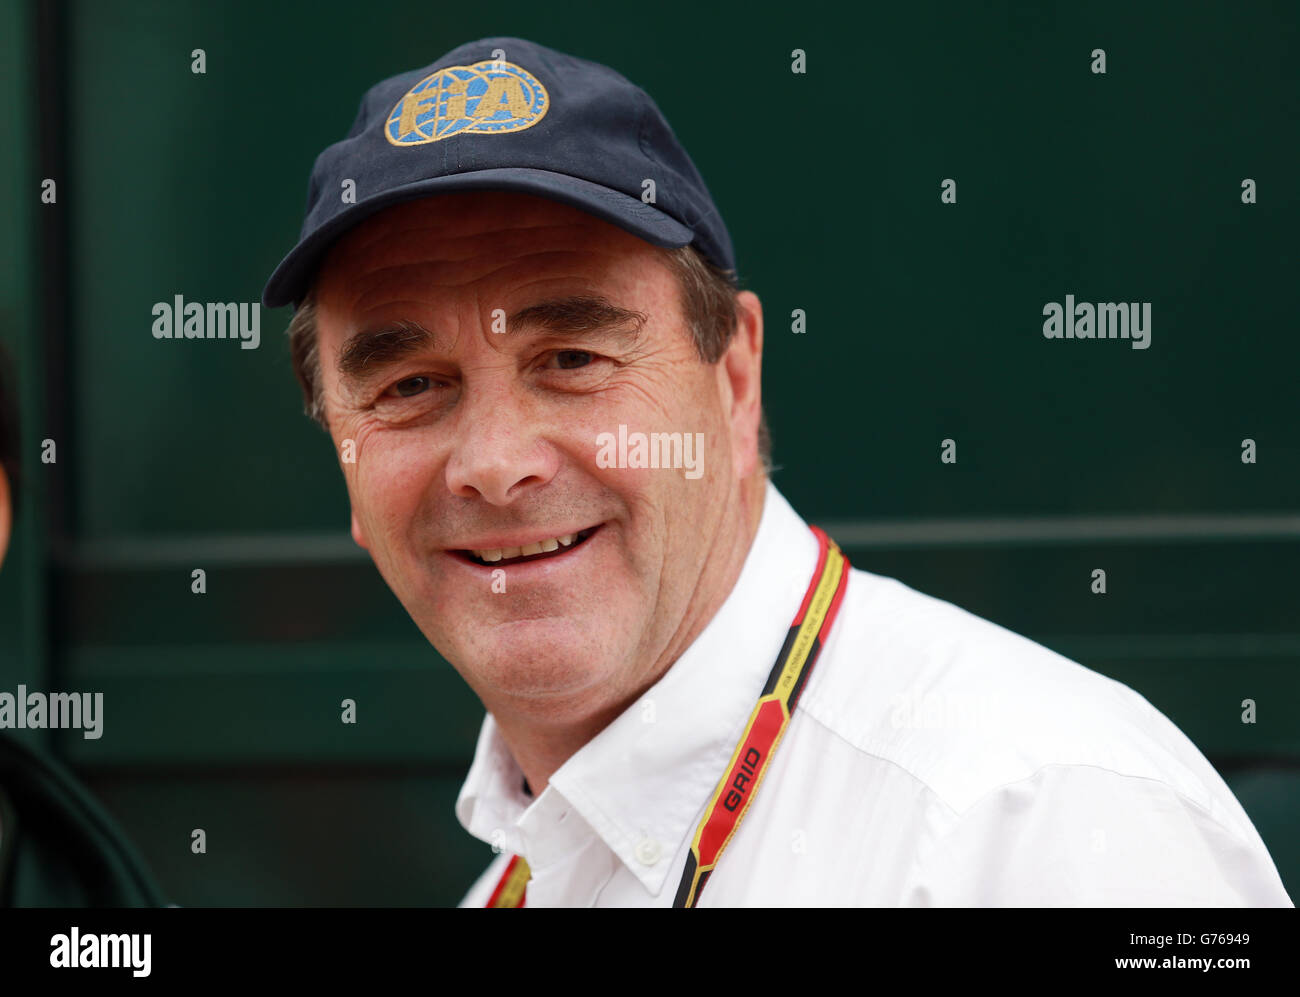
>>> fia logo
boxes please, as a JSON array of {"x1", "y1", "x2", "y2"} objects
[{"x1": 386, "y1": 59, "x2": 549, "y2": 146}]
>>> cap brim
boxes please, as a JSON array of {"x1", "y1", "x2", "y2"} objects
[{"x1": 262, "y1": 167, "x2": 695, "y2": 309}]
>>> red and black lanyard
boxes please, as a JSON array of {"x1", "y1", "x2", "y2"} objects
[{"x1": 487, "y1": 525, "x2": 849, "y2": 908}]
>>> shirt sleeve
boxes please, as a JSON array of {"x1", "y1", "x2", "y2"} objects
[{"x1": 903, "y1": 763, "x2": 1294, "y2": 907}]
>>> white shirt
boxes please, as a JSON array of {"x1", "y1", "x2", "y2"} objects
[{"x1": 455, "y1": 482, "x2": 1293, "y2": 907}]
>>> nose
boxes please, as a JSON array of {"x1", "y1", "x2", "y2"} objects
[{"x1": 443, "y1": 377, "x2": 559, "y2": 506}]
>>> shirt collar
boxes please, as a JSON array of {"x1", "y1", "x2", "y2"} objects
[{"x1": 455, "y1": 480, "x2": 820, "y2": 897}]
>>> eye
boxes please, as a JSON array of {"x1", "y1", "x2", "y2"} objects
[
  {"x1": 552, "y1": 350, "x2": 594, "y2": 370},
  {"x1": 386, "y1": 375, "x2": 431, "y2": 398}
]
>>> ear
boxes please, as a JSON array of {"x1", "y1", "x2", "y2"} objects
[{"x1": 720, "y1": 290, "x2": 764, "y2": 480}]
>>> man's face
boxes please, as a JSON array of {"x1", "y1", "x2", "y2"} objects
[{"x1": 313, "y1": 191, "x2": 762, "y2": 725}]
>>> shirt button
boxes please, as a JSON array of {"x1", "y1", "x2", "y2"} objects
[{"x1": 634, "y1": 838, "x2": 662, "y2": 866}]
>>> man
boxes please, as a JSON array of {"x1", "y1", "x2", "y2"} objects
[{"x1": 262, "y1": 36, "x2": 1292, "y2": 907}]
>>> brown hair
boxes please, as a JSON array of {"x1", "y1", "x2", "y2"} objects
[{"x1": 286, "y1": 243, "x2": 771, "y2": 472}]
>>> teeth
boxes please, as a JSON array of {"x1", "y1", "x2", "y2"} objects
[{"x1": 471, "y1": 531, "x2": 588, "y2": 562}]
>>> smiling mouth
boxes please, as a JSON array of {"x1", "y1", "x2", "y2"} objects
[{"x1": 457, "y1": 526, "x2": 600, "y2": 567}]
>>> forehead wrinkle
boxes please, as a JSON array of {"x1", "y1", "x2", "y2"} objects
[
  {"x1": 326, "y1": 213, "x2": 637, "y2": 292},
  {"x1": 501, "y1": 272, "x2": 600, "y2": 300},
  {"x1": 344, "y1": 265, "x2": 456, "y2": 313},
  {"x1": 345, "y1": 249, "x2": 627, "y2": 318},
  {"x1": 343, "y1": 297, "x2": 445, "y2": 328}
]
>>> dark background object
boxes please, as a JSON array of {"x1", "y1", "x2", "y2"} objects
[
  {"x1": 0, "y1": 0, "x2": 1295, "y2": 905},
  {"x1": 0, "y1": 734, "x2": 169, "y2": 906}
]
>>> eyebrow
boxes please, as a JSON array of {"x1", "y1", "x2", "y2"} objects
[
  {"x1": 510, "y1": 295, "x2": 647, "y2": 339},
  {"x1": 336, "y1": 322, "x2": 432, "y2": 386},
  {"x1": 335, "y1": 295, "x2": 648, "y2": 390}
]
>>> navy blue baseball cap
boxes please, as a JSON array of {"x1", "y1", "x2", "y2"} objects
[{"x1": 262, "y1": 36, "x2": 736, "y2": 310}]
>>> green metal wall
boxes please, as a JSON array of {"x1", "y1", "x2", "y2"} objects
[{"x1": 1, "y1": 0, "x2": 1296, "y2": 905}]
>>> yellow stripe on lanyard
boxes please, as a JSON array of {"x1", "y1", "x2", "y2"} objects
[
  {"x1": 673, "y1": 526, "x2": 848, "y2": 907},
  {"x1": 486, "y1": 853, "x2": 530, "y2": 908}
]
